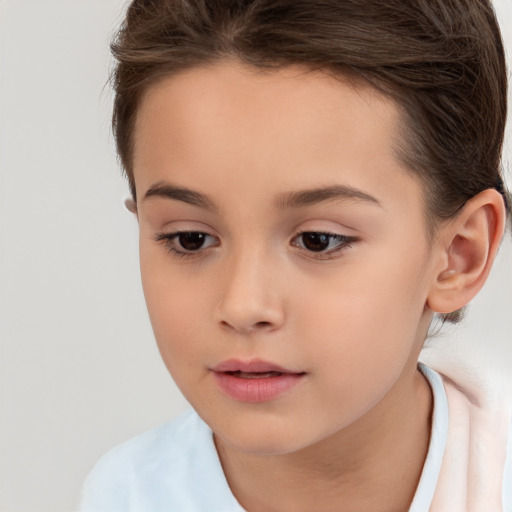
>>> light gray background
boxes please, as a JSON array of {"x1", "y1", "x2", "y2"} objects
[{"x1": 0, "y1": 1, "x2": 510, "y2": 511}]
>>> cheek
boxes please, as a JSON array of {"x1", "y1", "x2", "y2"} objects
[
  {"x1": 296, "y1": 253, "x2": 426, "y2": 322},
  {"x1": 139, "y1": 250, "x2": 210, "y2": 370},
  {"x1": 293, "y1": 246, "x2": 430, "y2": 371},
  {"x1": 288, "y1": 270, "x2": 425, "y2": 429}
]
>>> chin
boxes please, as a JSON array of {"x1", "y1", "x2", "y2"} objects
[
  {"x1": 218, "y1": 433, "x2": 304, "y2": 456},
  {"x1": 211, "y1": 417, "x2": 323, "y2": 457}
]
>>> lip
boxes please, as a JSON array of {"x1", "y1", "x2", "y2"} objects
[
  {"x1": 211, "y1": 358, "x2": 298, "y2": 373},
  {"x1": 211, "y1": 359, "x2": 306, "y2": 403}
]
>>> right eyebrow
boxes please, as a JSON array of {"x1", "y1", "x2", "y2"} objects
[{"x1": 142, "y1": 181, "x2": 218, "y2": 212}]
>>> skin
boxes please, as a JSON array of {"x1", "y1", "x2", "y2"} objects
[{"x1": 129, "y1": 60, "x2": 505, "y2": 512}]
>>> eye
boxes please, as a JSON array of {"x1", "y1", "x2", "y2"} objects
[
  {"x1": 155, "y1": 231, "x2": 219, "y2": 257},
  {"x1": 291, "y1": 231, "x2": 357, "y2": 258}
]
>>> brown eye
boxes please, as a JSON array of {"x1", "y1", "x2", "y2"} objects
[
  {"x1": 155, "y1": 231, "x2": 219, "y2": 257},
  {"x1": 300, "y1": 232, "x2": 331, "y2": 252},
  {"x1": 292, "y1": 231, "x2": 358, "y2": 258},
  {"x1": 177, "y1": 232, "x2": 207, "y2": 251}
]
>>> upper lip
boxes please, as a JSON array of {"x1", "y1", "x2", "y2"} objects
[{"x1": 211, "y1": 358, "x2": 302, "y2": 374}]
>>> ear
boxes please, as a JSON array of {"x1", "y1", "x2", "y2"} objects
[
  {"x1": 124, "y1": 197, "x2": 138, "y2": 216},
  {"x1": 427, "y1": 189, "x2": 506, "y2": 315}
]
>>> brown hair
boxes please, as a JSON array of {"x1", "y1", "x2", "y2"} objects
[{"x1": 110, "y1": 0, "x2": 510, "y2": 322}]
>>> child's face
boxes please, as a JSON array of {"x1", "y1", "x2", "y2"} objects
[{"x1": 133, "y1": 61, "x2": 439, "y2": 454}]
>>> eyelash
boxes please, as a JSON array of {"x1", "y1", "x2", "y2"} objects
[
  {"x1": 154, "y1": 230, "x2": 358, "y2": 260},
  {"x1": 292, "y1": 230, "x2": 357, "y2": 260},
  {"x1": 154, "y1": 231, "x2": 218, "y2": 259}
]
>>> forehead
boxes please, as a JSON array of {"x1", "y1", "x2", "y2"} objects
[
  {"x1": 132, "y1": 60, "x2": 425, "y2": 218},
  {"x1": 134, "y1": 61, "x2": 397, "y2": 159}
]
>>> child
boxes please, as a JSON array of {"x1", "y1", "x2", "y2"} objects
[{"x1": 79, "y1": 1, "x2": 511, "y2": 510}]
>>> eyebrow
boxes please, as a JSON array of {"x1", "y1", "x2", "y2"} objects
[
  {"x1": 143, "y1": 181, "x2": 218, "y2": 211},
  {"x1": 143, "y1": 181, "x2": 381, "y2": 210},
  {"x1": 275, "y1": 185, "x2": 381, "y2": 209}
]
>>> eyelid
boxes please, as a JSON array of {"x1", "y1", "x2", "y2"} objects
[
  {"x1": 291, "y1": 230, "x2": 359, "y2": 260},
  {"x1": 154, "y1": 228, "x2": 358, "y2": 261},
  {"x1": 155, "y1": 230, "x2": 219, "y2": 257}
]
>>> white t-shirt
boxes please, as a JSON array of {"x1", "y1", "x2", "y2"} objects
[{"x1": 78, "y1": 364, "x2": 511, "y2": 511}]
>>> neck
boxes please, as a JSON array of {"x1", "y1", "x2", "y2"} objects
[{"x1": 215, "y1": 365, "x2": 433, "y2": 512}]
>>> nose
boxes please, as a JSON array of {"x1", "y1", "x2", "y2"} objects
[{"x1": 214, "y1": 248, "x2": 286, "y2": 335}]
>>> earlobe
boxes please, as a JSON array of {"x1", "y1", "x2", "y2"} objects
[
  {"x1": 124, "y1": 198, "x2": 138, "y2": 215},
  {"x1": 427, "y1": 189, "x2": 506, "y2": 315}
]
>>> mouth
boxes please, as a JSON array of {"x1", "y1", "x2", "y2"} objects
[
  {"x1": 224, "y1": 370, "x2": 285, "y2": 379},
  {"x1": 211, "y1": 359, "x2": 306, "y2": 403},
  {"x1": 211, "y1": 358, "x2": 301, "y2": 373}
]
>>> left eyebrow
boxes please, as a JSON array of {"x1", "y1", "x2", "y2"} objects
[{"x1": 275, "y1": 185, "x2": 382, "y2": 209}]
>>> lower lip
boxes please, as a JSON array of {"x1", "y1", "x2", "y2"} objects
[{"x1": 212, "y1": 371, "x2": 305, "y2": 403}]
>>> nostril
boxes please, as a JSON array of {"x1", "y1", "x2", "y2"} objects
[
  {"x1": 220, "y1": 320, "x2": 273, "y2": 332},
  {"x1": 254, "y1": 321, "x2": 272, "y2": 329}
]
